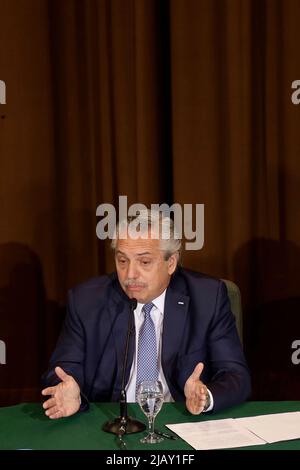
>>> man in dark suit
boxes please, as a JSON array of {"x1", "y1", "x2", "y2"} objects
[{"x1": 42, "y1": 210, "x2": 251, "y2": 419}]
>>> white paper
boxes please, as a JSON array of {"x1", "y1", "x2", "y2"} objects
[
  {"x1": 166, "y1": 418, "x2": 266, "y2": 450},
  {"x1": 237, "y1": 411, "x2": 300, "y2": 443}
]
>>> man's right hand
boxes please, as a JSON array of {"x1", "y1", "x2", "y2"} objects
[{"x1": 41, "y1": 366, "x2": 81, "y2": 419}]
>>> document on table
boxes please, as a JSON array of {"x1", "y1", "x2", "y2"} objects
[
  {"x1": 237, "y1": 411, "x2": 300, "y2": 443},
  {"x1": 166, "y1": 418, "x2": 266, "y2": 450}
]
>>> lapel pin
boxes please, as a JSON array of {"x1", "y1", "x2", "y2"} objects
[{"x1": 178, "y1": 301, "x2": 184, "y2": 305}]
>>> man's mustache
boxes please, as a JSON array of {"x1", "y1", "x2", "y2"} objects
[{"x1": 124, "y1": 279, "x2": 147, "y2": 288}]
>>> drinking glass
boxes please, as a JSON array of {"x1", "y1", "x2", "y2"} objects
[{"x1": 136, "y1": 380, "x2": 164, "y2": 444}]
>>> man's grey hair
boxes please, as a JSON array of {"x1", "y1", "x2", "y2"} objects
[{"x1": 111, "y1": 209, "x2": 182, "y2": 261}]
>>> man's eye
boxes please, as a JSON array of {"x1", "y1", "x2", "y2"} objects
[
  {"x1": 118, "y1": 258, "x2": 127, "y2": 264},
  {"x1": 141, "y1": 260, "x2": 151, "y2": 266}
]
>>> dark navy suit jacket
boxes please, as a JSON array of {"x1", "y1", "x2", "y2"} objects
[{"x1": 42, "y1": 268, "x2": 251, "y2": 412}]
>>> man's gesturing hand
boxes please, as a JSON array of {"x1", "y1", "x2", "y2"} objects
[
  {"x1": 184, "y1": 362, "x2": 208, "y2": 415},
  {"x1": 41, "y1": 366, "x2": 81, "y2": 419}
]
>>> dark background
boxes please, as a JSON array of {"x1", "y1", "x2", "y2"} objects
[{"x1": 1, "y1": 0, "x2": 300, "y2": 406}]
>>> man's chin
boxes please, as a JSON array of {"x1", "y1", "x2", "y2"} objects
[{"x1": 126, "y1": 288, "x2": 147, "y2": 303}]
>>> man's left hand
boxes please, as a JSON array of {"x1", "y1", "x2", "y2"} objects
[{"x1": 184, "y1": 362, "x2": 208, "y2": 415}]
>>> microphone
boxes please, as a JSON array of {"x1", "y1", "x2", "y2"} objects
[{"x1": 103, "y1": 298, "x2": 146, "y2": 435}]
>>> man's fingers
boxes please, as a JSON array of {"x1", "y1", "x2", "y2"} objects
[
  {"x1": 187, "y1": 395, "x2": 206, "y2": 415},
  {"x1": 185, "y1": 363, "x2": 208, "y2": 415},
  {"x1": 55, "y1": 366, "x2": 69, "y2": 382},
  {"x1": 186, "y1": 381, "x2": 207, "y2": 414},
  {"x1": 189, "y1": 394, "x2": 206, "y2": 406},
  {"x1": 49, "y1": 410, "x2": 64, "y2": 419},
  {"x1": 43, "y1": 397, "x2": 56, "y2": 410},
  {"x1": 187, "y1": 402, "x2": 203, "y2": 415},
  {"x1": 191, "y1": 362, "x2": 204, "y2": 380},
  {"x1": 190, "y1": 387, "x2": 206, "y2": 402},
  {"x1": 45, "y1": 405, "x2": 63, "y2": 419},
  {"x1": 41, "y1": 386, "x2": 56, "y2": 396}
]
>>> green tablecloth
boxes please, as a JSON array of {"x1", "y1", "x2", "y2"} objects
[{"x1": 1, "y1": 401, "x2": 300, "y2": 450}]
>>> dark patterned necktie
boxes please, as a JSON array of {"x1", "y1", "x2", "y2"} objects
[{"x1": 136, "y1": 303, "x2": 158, "y2": 398}]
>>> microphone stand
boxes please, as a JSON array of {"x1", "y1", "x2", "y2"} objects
[{"x1": 103, "y1": 298, "x2": 146, "y2": 435}]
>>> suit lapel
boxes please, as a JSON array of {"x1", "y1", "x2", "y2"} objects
[{"x1": 162, "y1": 284, "x2": 190, "y2": 366}]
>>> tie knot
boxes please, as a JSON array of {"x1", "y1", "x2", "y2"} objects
[{"x1": 142, "y1": 303, "x2": 154, "y2": 317}]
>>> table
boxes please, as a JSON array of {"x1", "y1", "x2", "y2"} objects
[{"x1": 1, "y1": 401, "x2": 300, "y2": 450}]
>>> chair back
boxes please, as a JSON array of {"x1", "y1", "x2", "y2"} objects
[{"x1": 222, "y1": 279, "x2": 243, "y2": 344}]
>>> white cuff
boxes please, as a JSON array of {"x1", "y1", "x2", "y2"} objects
[{"x1": 203, "y1": 388, "x2": 214, "y2": 412}]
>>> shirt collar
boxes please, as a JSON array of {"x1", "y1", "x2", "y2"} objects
[{"x1": 136, "y1": 289, "x2": 167, "y2": 317}]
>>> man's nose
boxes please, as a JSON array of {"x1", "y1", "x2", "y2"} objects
[{"x1": 127, "y1": 261, "x2": 139, "y2": 279}]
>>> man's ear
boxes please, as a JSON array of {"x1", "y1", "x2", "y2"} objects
[{"x1": 167, "y1": 253, "x2": 178, "y2": 275}]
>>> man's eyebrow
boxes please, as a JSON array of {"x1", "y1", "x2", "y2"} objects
[
  {"x1": 115, "y1": 251, "x2": 152, "y2": 256},
  {"x1": 136, "y1": 252, "x2": 152, "y2": 256},
  {"x1": 115, "y1": 250, "x2": 127, "y2": 256}
]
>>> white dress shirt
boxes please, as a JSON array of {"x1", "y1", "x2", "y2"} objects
[{"x1": 126, "y1": 289, "x2": 173, "y2": 402}]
